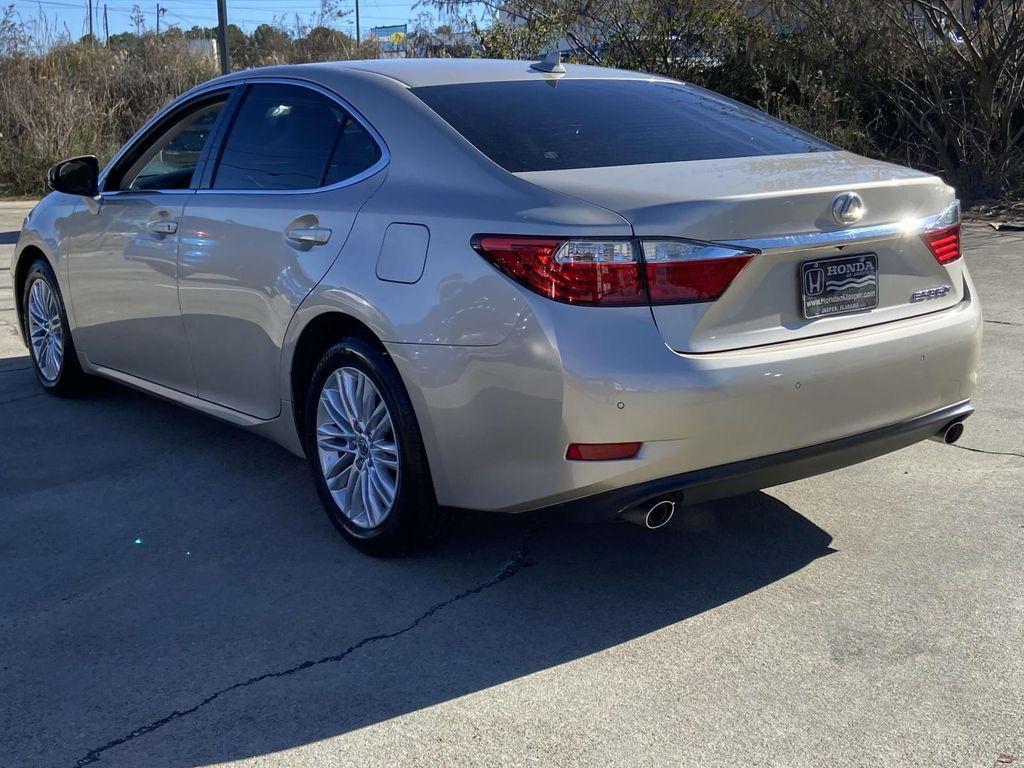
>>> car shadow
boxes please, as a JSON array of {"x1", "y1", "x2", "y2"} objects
[
  {"x1": 0, "y1": 358, "x2": 834, "y2": 767},
  {"x1": 0, "y1": 229, "x2": 19, "y2": 245}
]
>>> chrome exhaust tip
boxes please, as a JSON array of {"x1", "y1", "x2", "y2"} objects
[
  {"x1": 620, "y1": 499, "x2": 676, "y2": 530},
  {"x1": 929, "y1": 420, "x2": 965, "y2": 445}
]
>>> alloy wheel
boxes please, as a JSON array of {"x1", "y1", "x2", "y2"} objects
[
  {"x1": 27, "y1": 278, "x2": 64, "y2": 382},
  {"x1": 315, "y1": 367, "x2": 400, "y2": 529}
]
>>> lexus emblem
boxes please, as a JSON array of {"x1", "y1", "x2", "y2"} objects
[{"x1": 832, "y1": 191, "x2": 865, "y2": 225}]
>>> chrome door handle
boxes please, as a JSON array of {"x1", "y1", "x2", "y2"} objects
[
  {"x1": 285, "y1": 226, "x2": 332, "y2": 245},
  {"x1": 146, "y1": 219, "x2": 178, "y2": 235}
]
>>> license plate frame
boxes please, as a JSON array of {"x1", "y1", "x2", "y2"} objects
[{"x1": 800, "y1": 253, "x2": 879, "y2": 320}]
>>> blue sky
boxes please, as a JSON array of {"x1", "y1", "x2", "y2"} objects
[{"x1": 11, "y1": 0, "x2": 486, "y2": 42}]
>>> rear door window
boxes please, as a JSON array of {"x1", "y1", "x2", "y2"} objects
[
  {"x1": 212, "y1": 83, "x2": 381, "y2": 190},
  {"x1": 412, "y1": 79, "x2": 835, "y2": 172}
]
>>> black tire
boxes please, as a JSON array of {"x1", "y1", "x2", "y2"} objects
[
  {"x1": 304, "y1": 338, "x2": 454, "y2": 556},
  {"x1": 21, "y1": 259, "x2": 90, "y2": 397}
]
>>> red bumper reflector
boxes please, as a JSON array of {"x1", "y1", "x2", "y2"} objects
[{"x1": 566, "y1": 442, "x2": 642, "y2": 461}]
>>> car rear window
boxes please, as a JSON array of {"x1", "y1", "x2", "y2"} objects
[{"x1": 411, "y1": 79, "x2": 835, "y2": 172}]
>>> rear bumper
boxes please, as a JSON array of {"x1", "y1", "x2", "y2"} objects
[
  {"x1": 546, "y1": 400, "x2": 973, "y2": 521},
  {"x1": 388, "y1": 279, "x2": 981, "y2": 513}
]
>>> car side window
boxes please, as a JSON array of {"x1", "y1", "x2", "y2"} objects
[
  {"x1": 118, "y1": 101, "x2": 225, "y2": 191},
  {"x1": 325, "y1": 117, "x2": 382, "y2": 186},
  {"x1": 212, "y1": 83, "x2": 381, "y2": 191}
]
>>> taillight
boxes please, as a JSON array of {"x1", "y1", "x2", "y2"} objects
[
  {"x1": 473, "y1": 235, "x2": 756, "y2": 307},
  {"x1": 641, "y1": 240, "x2": 754, "y2": 303},
  {"x1": 921, "y1": 200, "x2": 962, "y2": 265},
  {"x1": 922, "y1": 224, "x2": 961, "y2": 264},
  {"x1": 472, "y1": 236, "x2": 644, "y2": 306}
]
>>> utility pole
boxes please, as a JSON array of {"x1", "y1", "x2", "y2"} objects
[
  {"x1": 103, "y1": 3, "x2": 108, "y2": 42},
  {"x1": 155, "y1": 2, "x2": 160, "y2": 34},
  {"x1": 216, "y1": 0, "x2": 229, "y2": 75},
  {"x1": 354, "y1": 0, "x2": 359, "y2": 45},
  {"x1": 86, "y1": 0, "x2": 93, "y2": 39}
]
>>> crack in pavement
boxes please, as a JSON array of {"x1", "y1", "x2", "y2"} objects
[
  {"x1": 953, "y1": 444, "x2": 1024, "y2": 460},
  {"x1": 70, "y1": 524, "x2": 543, "y2": 767},
  {"x1": 984, "y1": 319, "x2": 1022, "y2": 326}
]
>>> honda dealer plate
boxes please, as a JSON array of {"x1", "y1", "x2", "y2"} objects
[{"x1": 800, "y1": 253, "x2": 878, "y2": 319}]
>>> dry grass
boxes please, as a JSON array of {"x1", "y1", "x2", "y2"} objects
[{"x1": 0, "y1": 38, "x2": 217, "y2": 196}]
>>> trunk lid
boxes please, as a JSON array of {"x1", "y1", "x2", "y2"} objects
[{"x1": 517, "y1": 151, "x2": 965, "y2": 352}]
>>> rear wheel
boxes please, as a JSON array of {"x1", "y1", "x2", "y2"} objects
[
  {"x1": 305, "y1": 338, "x2": 453, "y2": 556},
  {"x1": 22, "y1": 259, "x2": 89, "y2": 396}
]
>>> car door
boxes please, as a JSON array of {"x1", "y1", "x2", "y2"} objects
[
  {"x1": 67, "y1": 90, "x2": 233, "y2": 393},
  {"x1": 176, "y1": 80, "x2": 388, "y2": 419}
]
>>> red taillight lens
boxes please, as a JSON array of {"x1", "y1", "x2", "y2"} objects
[
  {"x1": 922, "y1": 223, "x2": 962, "y2": 265},
  {"x1": 473, "y1": 236, "x2": 754, "y2": 306},
  {"x1": 472, "y1": 236, "x2": 644, "y2": 306},
  {"x1": 566, "y1": 442, "x2": 642, "y2": 461},
  {"x1": 641, "y1": 240, "x2": 754, "y2": 303}
]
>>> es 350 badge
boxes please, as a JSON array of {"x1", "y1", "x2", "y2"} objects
[{"x1": 910, "y1": 285, "x2": 952, "y2": 303}]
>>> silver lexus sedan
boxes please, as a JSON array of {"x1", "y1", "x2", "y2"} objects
[{"x1": 12, "y1": 58, "x2": 981, "y2": 555}]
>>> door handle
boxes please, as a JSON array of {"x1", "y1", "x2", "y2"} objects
[
  {"x1": 146, "y1": 219, "x2": 178, "y2": 235},
  {"x1": 285, "y1": 226, "x2": 332, "y2": 246}
]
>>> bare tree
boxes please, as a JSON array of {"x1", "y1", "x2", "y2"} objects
[
  {"x1": 788, "y1": 0, "x2": 1024, "y2": 196},
  {"x1": 129, "y1": 4, "x2": 145, "y2": 35}
]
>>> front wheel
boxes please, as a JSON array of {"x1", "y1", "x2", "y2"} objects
[
  {"x1": 22, "y1": 259, "x2": 89, "y2": 396},
  {"x1": 305, "y1": 338, "x2": 453, "y2": 556}
]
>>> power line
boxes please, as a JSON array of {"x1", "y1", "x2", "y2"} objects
[{"x1": 9, "y1": 0, "x2": 425, "y2": 39}]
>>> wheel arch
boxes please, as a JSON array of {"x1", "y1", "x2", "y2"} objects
[
  {"x1": 288, "y1": 310, "x2": 388, "y2": 445},
  {"x1": 12, "y1": 245, "x2": 51, "y2": 345}
]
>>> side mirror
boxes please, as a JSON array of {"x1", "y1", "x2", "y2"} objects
[{"x1": 47, "y1": 155, "x2": 100, "y2": 197}]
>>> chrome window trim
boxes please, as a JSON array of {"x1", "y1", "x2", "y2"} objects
[
  {"x1": 721, "y1": 200, "x2": 961, "y2": 254},
  {"x1": 99, "y1": 76, "x2": 390, "y2": 196},
  {"x1": 100, "y1": 189, "x2": 196, "y2": 198}
]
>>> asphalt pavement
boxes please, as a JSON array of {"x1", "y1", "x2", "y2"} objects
[{"x1": 1, "y1": 200, "x2": 1022, "y2": 768}]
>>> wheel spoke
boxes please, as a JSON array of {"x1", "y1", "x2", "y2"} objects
[
  {"x1": 28, "y1": 301, "x2": 48, "y2": 326},
  {"x1": 323, "y1": 452, "x2": 353, "y2": 489},
  {"x1": 366, "y1": 400, "x2": 385, "y2": 428},
  {"x1": 46, "y1": 343, "x2": 59, "y2": 377},
  {"x1": 370, "y1": 411, "x2": 391, "y2": 442},
  {"x1": 345, "y1": 459, "x2": 363, "y2": 521},
  {"x1": 359, "y1": 470, "x2": 377, "y2": 526},
  {"x1": 369, "y1": 465, "x2": 396, "y2": 505},
  {"x1": 371, "y1": 447, "x2": 398, "y2": 470},
  {"x1": 341, "y1": 371, "x2": 361, "y2": 424},
  {"x1": 353, "y1": 370, "x2": 366, "y2": 417},
  {"x1": 319, "y1": 387, "x2": 344, "y2": 427},
  {"x1": 358, "y1": 380, "x2": 376, "y2": 423},
  {"x1": 374, "y1": 440, "x2": 398, "y2": 457},
  {"x1": 315, "y1": 423, "x2": 351, "y2": 454}
]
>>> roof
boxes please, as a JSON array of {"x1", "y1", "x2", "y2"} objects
[{"x1": 321, "y1": 58, "x2": 668, "y2": 88}]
